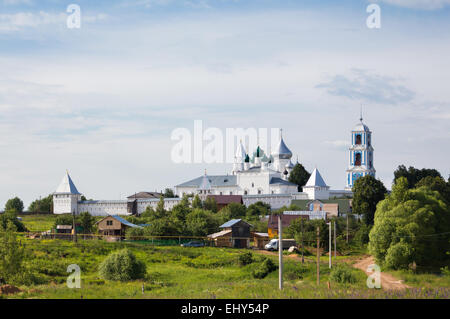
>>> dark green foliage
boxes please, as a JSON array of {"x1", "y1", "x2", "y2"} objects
[
  {"x1": 28, "y1": 195, "x2": 53, "y2": 213},
  {"x1": 217, "y1": 203, "x2": 247, "y2": 224},
  {"x1": 246, "y1": 201, "x2": 270, "y2": 219},
  {"x1": 192, "y1": 195, "x2": 202, "y2": 209},
  {"x1": 354, "y1": 223, "x2": 371, "y2": 245},
  {"x1": 5, "y1": 197, "x2": 24, "y2": 213},
  {"x1": 0, "y1": 210, "x2": 26, "y2": 232},
  {"x1": 53, "y1": 214, "x2": 76, "y2": 229},
  {"x1": 288, "y1": 163, "x2": 311, "y2": 192},
  {"x1": 98, "y1": 249, "x2": 146, "y2": 281},
  {"x1": 369, "y1": 177, "x2": 450, "y2": 270},
  {"x1": 238, "y1": 252, "x2": 254, "y2": 266},
  {"x1": 286, "y1": 218, "x2": 329, "y2": 249},
  {"x1": 79, "y1": 212, "x2": 95, "y2": 234},
  {"x1": 352, "y1": 175, "x2": 387, "y2": 225},
  {"x1": 330, "y1": 265, "x2": 357, "y2": 284},
  {"x1": 163, "y1": 188, "x2": 176, "y2": 198},
  {"x1": 394, "y1": 165, "x2": 442, "y2": 189},
  {"x1": 252, "y1": 257, "x2": 277, "y2": 279},
  {"x1": 203, "y1": 197, "x2": 218, "y2": 213},
  {"x1": 416, "y1": 175, "x2": 450, "y2": 205},
  {"x1": 185, "y1": 208, "x2": 219, "y2": 236},
  {"x1": 0, "y1": 221, "x2": 26, "y2": 284}
]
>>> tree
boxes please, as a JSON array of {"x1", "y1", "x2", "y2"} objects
[
  {"x1": 192, "y1": 195, "x2": 202, "y2": 209},
  {"x1": 185, "y1": 209, "x2": 219, "y2": 236},
  {"x1": 246, "y1": 201, "x2": 270, "y2": 219},
  {"x1": 79, "y1": 212, "x2": 95, "y2": 234},
  {"x1": 0, "y1": 210, "x2": 26, "y2": 232},
  {"x1": 288, "y1": 163, "x2": 311, "y2": 192},
  {"x1": 98, "y1": 249, "x2": 146, "y2": 281},
  {"x1": 203, "y1": 196, "x2": 218, "y2": 213},
  {"x1": 416, "y1": 175, "x2": 450, "y2": 205},
  {"x1": 28, "y1": 195, "x2": 53, "y2": 213},
  {"x1": 393, "y1": 165, "x2": 441, "y2": 188},
  {"x1": 53, "y1": 214, "x2": 77, "y2": 229},
  {"x1": 163, "y1": 188, "x2": 176, "y2": 198},
  {"x1": 5, "y1": 197, "x2": 24, "y2": 213},
  {"x1": 144, "y1": 218, "x2": 176, "y2": 236},
  {"x1": 217, "y1": 202, "x2": 247, "y2": 224},
  {"x1": 154, "y1": 196, "x2": 167, "y2": 219},
  {"x1": 0, "y1": 221, "x2": 26, "y2": 284},
  {"x1": 368, "y1": 177, "x2": 450, "y2": 270},
  {"x1": 170, "y1": 195, "x2": 191, "y2": 222},
  {"x1": 352, "y1": 175, "x2": 387, "y2": 225}
]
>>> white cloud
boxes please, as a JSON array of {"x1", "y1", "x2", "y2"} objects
[{"x1": 378, "y1": 0, "x2": 450, "y2": 10}]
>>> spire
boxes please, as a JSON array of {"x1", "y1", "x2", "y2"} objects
[
  {"x1": 360, "y1": 104, "x2": 364, "y2": 122},
  {"x1": 55, "y1": 171, "x2": 81, "y2": 194},
  {"x1": 305, "y1": 168, "x2": 328, "y2": 187},
  {"x1": 199, "y1": 170, "x2": 212, "y2": 191}
]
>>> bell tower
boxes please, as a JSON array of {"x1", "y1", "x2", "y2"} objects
[{"x1": 345, "y1": 111, "x2": 375, "y2": 190}]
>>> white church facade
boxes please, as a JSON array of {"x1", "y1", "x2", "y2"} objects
[{"x1": 53, "y1": 115, "x2": 373, "y2": 215}]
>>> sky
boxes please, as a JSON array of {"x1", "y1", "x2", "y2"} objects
[{"x1": 0, "y1": 0, "x2": 449, "y2": 208}]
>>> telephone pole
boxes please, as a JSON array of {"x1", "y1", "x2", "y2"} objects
[
  {"x1": 278, "y1": 213, "x2": 283, "y2": 290},
  {"x1": 334, "y1": 221, "x2": 337, "y2": 260},
  {"x1": 327, "y1": 222, "x2": 332, "y2": 268},
  {"x1": 346, "y1": 214, "x2": 349, "y2": 244},
  {"x1": 300, "y1": 217, "x2": 304, "y2": 264},
  {"x1": 316, "y1": 226, "x2": 320, "y2": 285},
  {"x1": 72, "y1": 210, "x2": 77, "y2": 243}
]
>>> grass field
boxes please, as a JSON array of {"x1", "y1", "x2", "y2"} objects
[{"x1": 6, "y1": 214, "x2": 449, "y2": 299}]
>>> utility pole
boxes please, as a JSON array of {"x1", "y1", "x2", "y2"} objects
[
  {"x1": 346, "y1": 214, "x2": 349, "y2": 244},
  {"x1": 300, "y1": 217, "x2": 304, "y2": 264},
  {"x1": 316, "y1": 226, "x2": 320, "y2": 285},
  {"x1": 278, "y1": 213, "x2": 283, "y2": 290},
  {"x1": 72, "y1": 210, "x2": 77, "y2": 243},
  {"x1": 328, "y1": 222, "x2": 332, "y2": 268},
  {"x1": 334, "y1": 221, "x2": 337, "y2": 260}
]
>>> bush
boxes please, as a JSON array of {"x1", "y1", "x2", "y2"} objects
[
  {"x1": 252, "y1": 258, "x2": 277, "y2": 279},
  {"x1": 238, "y1": 252, "x2": 254, "y2": 266},
  {"x1": 354, "y1": 223, "x2": 371, "y2": 245},
  {"x1": 98, "y1": 249, "x2": 146, "y2": 281},
  {"x1": 330, "y1": 265, "x2": 357, "y2": 284},
  {"x1": 384, "y1": 242, "x2": 413, "y2": 270}
]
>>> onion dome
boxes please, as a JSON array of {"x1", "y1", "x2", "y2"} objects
[{"x1": 272, "y1": 129, "x2": 292, "y2": 159}]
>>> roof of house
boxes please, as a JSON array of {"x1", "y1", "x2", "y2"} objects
[
  {"x1": 54, "y1": 172, "x2": 81, "y2": 195},
  {"x1": 96, "y1": 215, "x2": 142, "y2": 228},
  {"x1": 56, "y1": 225, "x2": 73, "y2": 230},
  {"x1": 127, "y1": 192, "x2": 162, "y2": 199},
  {"x1": 220, "y1": 218, "x2": 253, "y2": 228},
  {"x1": 253, "y1": 232, "x2": 269, "y2": 238},
  {"x1": 176, "y1": 175, "x2": 237, "y2": 188},
  {"x1": 304, "y1": 168, "x2": 328, "y2": 187},
  {"x1": 269, "y1": 177, "x2": 297, "y2": 186},
  {"x1": 207, "y1": 229, "x2": 232, "y2": 239},
  {"x1": 207, "y1": 195, "x2": 243, "y2": 205},
  {"x1": 291, "y1": 198, "x2": 352, "y2": 214}
]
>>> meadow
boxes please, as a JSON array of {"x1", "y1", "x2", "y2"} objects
[{"x1": 2, "y1": 214, "x2": 447, "y2": 299}]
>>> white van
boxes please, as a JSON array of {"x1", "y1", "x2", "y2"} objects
[{"x1": 265, "y1": 239, "x2": 297, "y2": 251}]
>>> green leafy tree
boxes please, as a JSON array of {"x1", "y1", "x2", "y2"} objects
[
  {"x1": 5, "y1": 197, "x2": 24, "y2": 213},
  {"x1": 368, "y1": 177, "x2": 450, "y2": 270},
  {"x1": 28, "y1": 195, "x2": 53, "y2": 213},
  {"x1": 163, "y1": 188, "x2": 176, "y2": 198},
  {"x1": 0, "y1": 210, "x2": 26, "y2": 232},
  {"x1": 53, "y1": 214, "x2": 77, "y2": 229},
  {"x1": 170, "y1": 195, "x2": 191, "y2": 222},
  {"x1": 203, "y1": 196, "x2": 218, "y2": 213},
  {"x1": 288, "y1": 163, "x2": 311, "y2": 192},
  {"x1": 0, "y1": 221, "x2": 26, "y2": 284},
  {"x1": 246, "y1": 201, "x2": 271, "y2": 219},
  {"x1": 98, "y1": 249, "x2": 146, "y2": 281},
  {"x1": 79, "y1": 212, "x2": 95, "y2": 234},
  {"x1": 352, "y1": 175, "x2": 387, "y2": 225},
  {"x1": 185, "y1": 209, "x2": 219, "y2": 236},
  {"x1": 393, "y1": 165, "x2": 441, "y2": 188},
  {"x1": 192, "y1": 195, "x2": 202, "y2": 209},
  {"x1": 217, "y1": 202, "x2": 247, "y2": 224},
  {"x1": 144, "y1": 218, "x2": 176, "y2": 236},
  {"x1": 416, "y1": 175, "x2": 450, "y2": 205},
  {"x1": 154, "y1": 197, "x2": 167, "y2": 219}
]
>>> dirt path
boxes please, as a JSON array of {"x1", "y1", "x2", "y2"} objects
[{"x1": 353, "y1": 256, "x2": 410, "y2": 290}]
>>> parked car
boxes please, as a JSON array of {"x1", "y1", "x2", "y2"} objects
[{"x1": 181, "y1": 241, "x2": 205, "y2": 247}]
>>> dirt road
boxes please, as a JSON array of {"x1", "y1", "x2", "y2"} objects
[{"x1": 353, "y1": 256, "x2": 410, "y2": 290}]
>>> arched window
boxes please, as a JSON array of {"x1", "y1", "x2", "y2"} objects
[
  {"x1": 244, "y1": 190, "x2": 248, "y2": 195},
  {"x1": 252, "y1": 183, "x2": 254, "y2": 188},
  {"x1": 355, "y1": 134, "x2": 362, "y2": 145},
  {"x1": 258, "y1": 189, "x2": 262, "y2": 194},
  {"x1": 355, "y1": 153, "x2": 361, "y2": 166}
]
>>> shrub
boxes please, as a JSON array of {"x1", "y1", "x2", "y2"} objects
[
  {"x1": 354, "y1": 223, "x2": 371, "y2": 245},
  {"x1": 238, "y1": 252, "x2": 254, "y2": 266},
  {"x1": 330, "y1": 265, "x2": 357, "y2": 284},
  {"x1": 252, "y1": 258, "x2": 277, "y2": 279},
  {"x1": 98, "y1": 249, "x2": 146, "y2": 281},
  {"x1": 384, "y1": 242, "x2": 413, "y2": 270}
]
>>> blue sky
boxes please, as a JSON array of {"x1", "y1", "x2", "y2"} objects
[{"x1": 1, "y1": 0, "x2": 450, "y2": 207}]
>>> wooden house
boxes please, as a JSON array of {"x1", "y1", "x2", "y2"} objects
[
  {"x1": 208, "y1": 219, "x2": 252, "y2": 248},
  {"x1": 96, "y1": 215, "x2": 142, "y2": 241}
]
